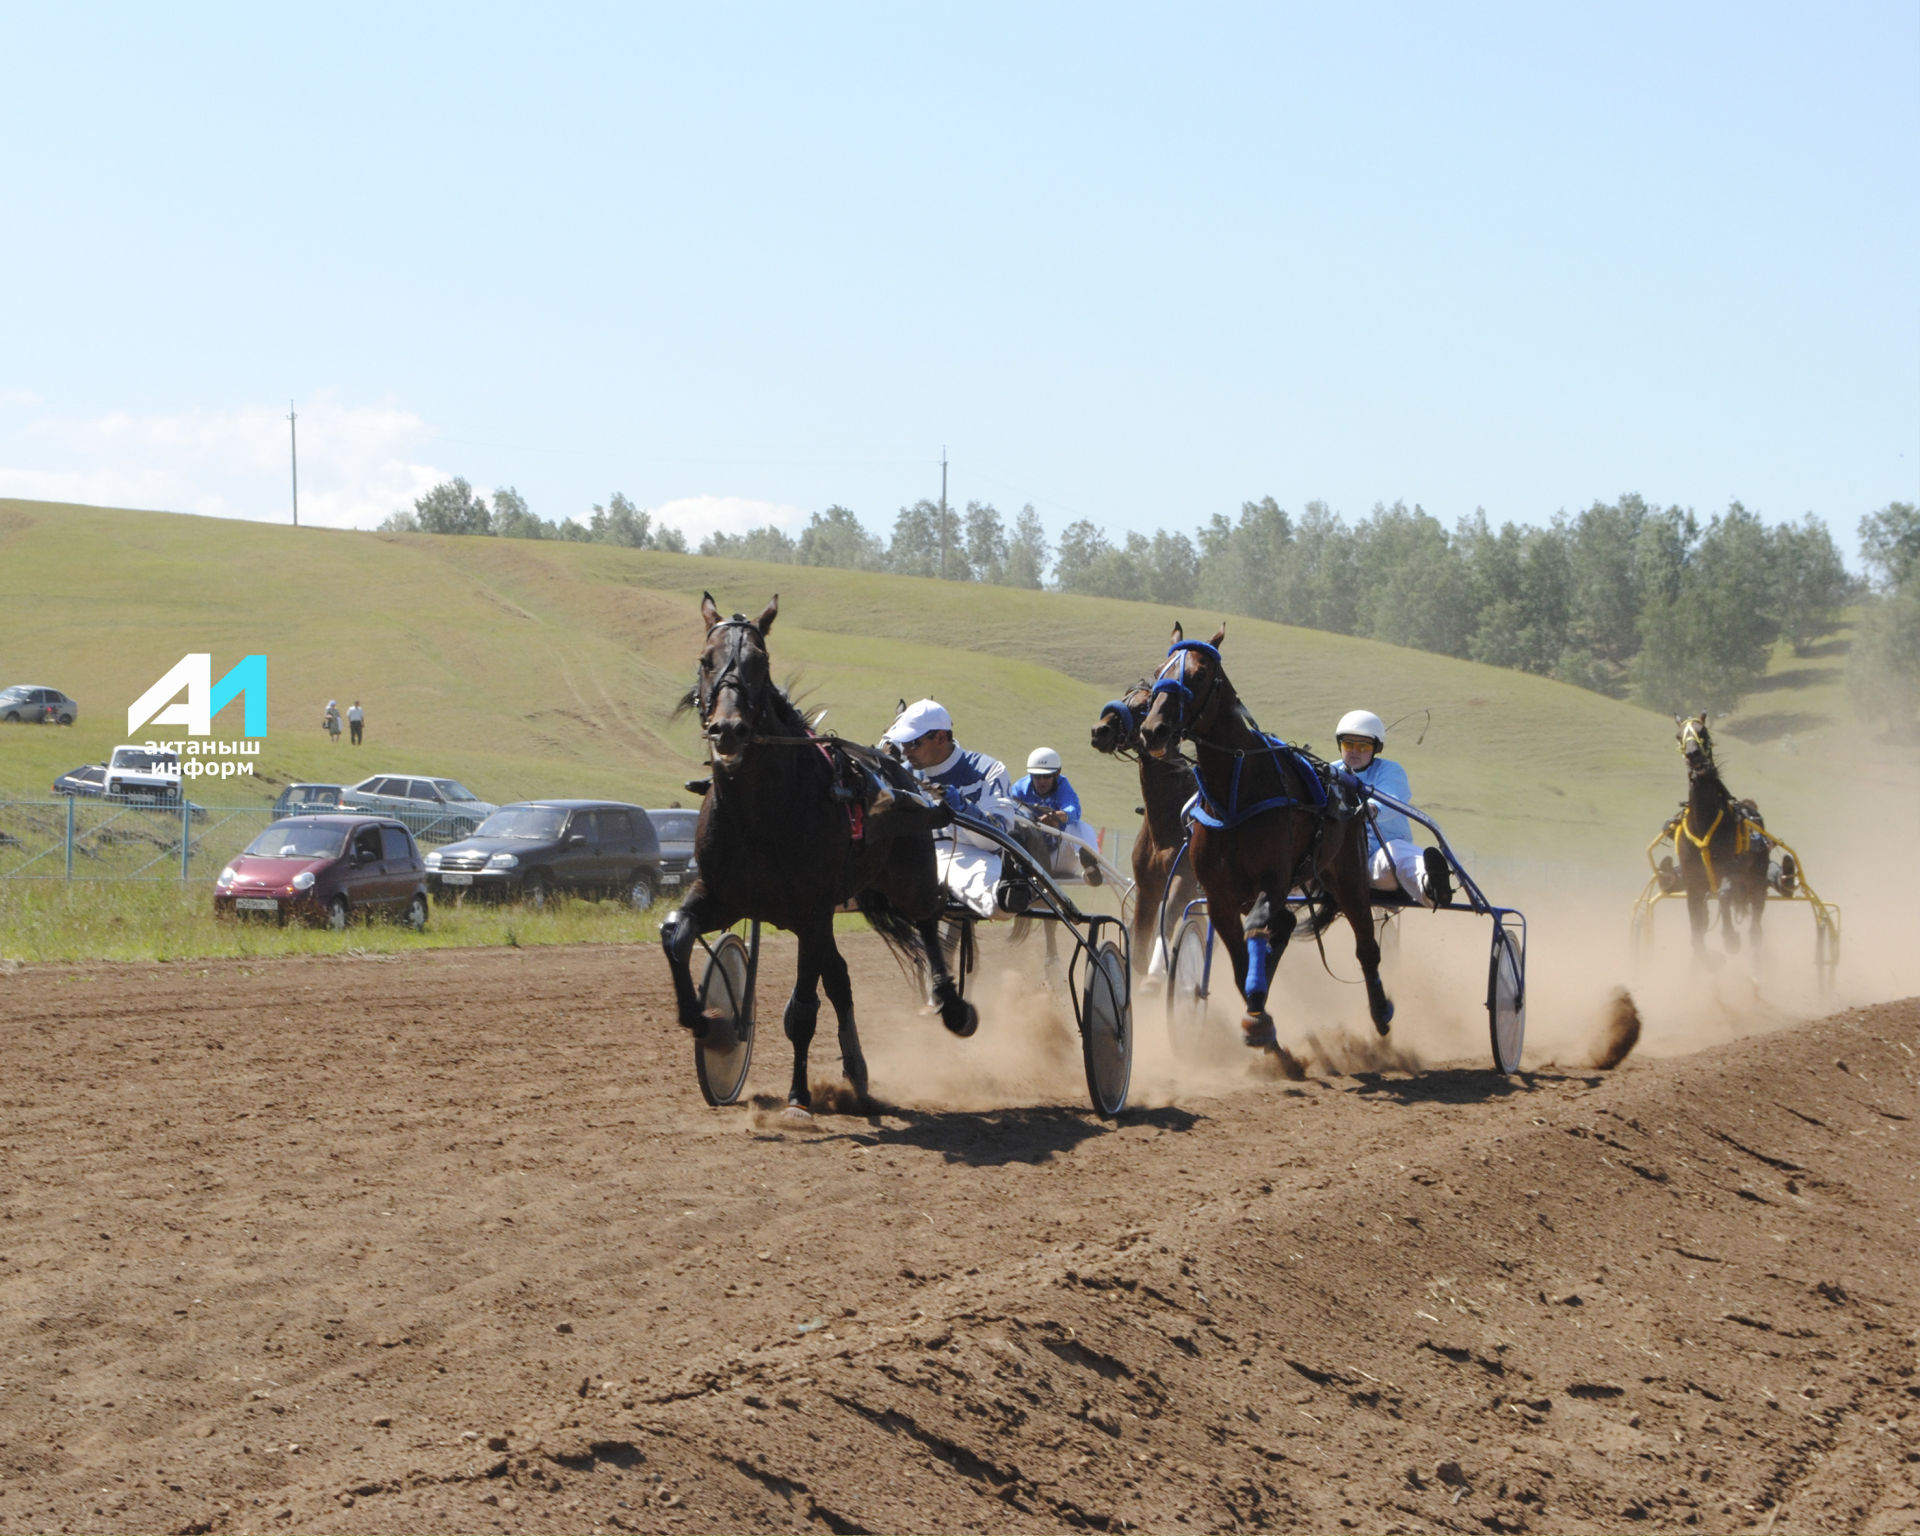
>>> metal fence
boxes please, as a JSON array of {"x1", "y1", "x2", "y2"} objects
[{"x1": 0, "y1": 799, "x2": 279, "y2": 882}]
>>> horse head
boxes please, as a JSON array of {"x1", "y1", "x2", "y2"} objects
[
  {"x1": 697, "y1": 592, "x2": 779, "y2": 769},
  {"x1": 1090, "y1": 679, "x2": 1154, "y2": 755},
  {"x1": 1138, "y1": 621, "x2": 1228, "y2": 759},
  {"x1": 1675, "y1": 712, "x2": 1715, "y2": 777}
]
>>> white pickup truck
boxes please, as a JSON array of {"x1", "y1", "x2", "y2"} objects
[{"x1": 103, "y1": 744, "x2": 182, "y2": 802}]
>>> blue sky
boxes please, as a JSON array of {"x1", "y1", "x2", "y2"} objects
[{"x1": 2, "y1": 3, "x2": 1915, "y2": 561}]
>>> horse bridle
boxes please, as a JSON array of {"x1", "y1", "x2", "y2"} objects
[
  {"x1": 1678, "y1": 717, "x2": 1714, "y2": 774},
  {"x1": 1147, "y1": 640, "x2": 1224, "y2": 744},
  {"x1": 699, "y1": 618, "x2": 769, "y2": 743}
]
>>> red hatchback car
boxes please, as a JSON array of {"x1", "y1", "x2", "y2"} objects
[{"x1": 214, "y1": 814, "x2": 428, "y2": 929}]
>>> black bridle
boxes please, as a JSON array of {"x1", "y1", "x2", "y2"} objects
[{"x1": 698, "y1": 617, "x2": 770, "y2": 744}]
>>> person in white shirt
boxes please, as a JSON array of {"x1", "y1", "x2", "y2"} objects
[{"x1": 884, "y1": 698, "x2": 1012, "y2": 919}]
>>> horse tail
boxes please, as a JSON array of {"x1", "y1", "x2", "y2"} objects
[
  {"x1": 855, "y1": 889, "x2": 928, "y2": 977},
  {"x1": 1294, "y1": 887, "x2": 1340, "y2": 940}
]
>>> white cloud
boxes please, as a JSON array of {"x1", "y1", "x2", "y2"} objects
[
  {"x1": 653, "y1": 494, "x2": 807, "y2": 546},
  {"x1": 0, "y1": 396, "x2": 449, "y2": 529},
  {"x1": 0, "y1": 389, "x2": 42, "y2": 408}
]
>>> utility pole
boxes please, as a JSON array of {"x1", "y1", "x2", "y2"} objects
[
  {"x1": 288, "y1": 400, "x2": 299, "y2": 527},
  {"x1": 938, "y1": 446, "x2": 948, "y2": 580}
]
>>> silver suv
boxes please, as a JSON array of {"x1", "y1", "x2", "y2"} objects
[{"x1": 340, "y1": 774, "x2": 497, "y2": 844}]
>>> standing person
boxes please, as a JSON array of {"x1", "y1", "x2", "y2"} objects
[
  {"x1": 347, "y1": 700, "x2": 364, "y2": 746},
  {"x1": 1010, "y1": 747, "x2": 1103, "y2": 884},
  {"x1": 1334, "y1": 709, "x2": 1451, "y2": 907},
  {"x1": 884, "y1": 698, "x2": 1012, "y2": 918},
  {"x1": 324, "y1": 700, "x2": 342, "y2": 745}
]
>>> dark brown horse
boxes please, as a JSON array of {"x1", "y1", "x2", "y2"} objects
[
  {"x1": 1136, "y1": 624, "x2": 1392, "y2": 1045},
  {"x1": 1669, "y1": 713, "x2": 1770, "y2": 953},
  {"x1": 1090, "y1": 678, "x2": 1198, "y2": 981},
  {"x1": 659, "y1": 594, "x2": 975, "y2": 1112}
]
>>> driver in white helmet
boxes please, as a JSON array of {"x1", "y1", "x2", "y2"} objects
[
  {"x1": 885, "y1": 698, "x2": 1013, "y2": 918},
  {"x1": 1335, "y1": 709, "x2": 1452, "y2": 908},
  {"x1": 1010, "y1": 747, "x2": 1103, "y2": 885}
]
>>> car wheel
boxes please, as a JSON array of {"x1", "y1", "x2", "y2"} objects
[
  {"x1": 523, "y1": 872, "x2": 552, "y2": 910},
  {"x1": 1, "y1": 712, "x2": 17, "y2": 723},
  {"x1": 450, "y1": 820, "x2": 476, "y2": 841},
  {"x1": 326, "y1": 895, "x2": 350, "y2": 931},
  {"x1": 404, "y1": 893, "x2": 428, "y2": 931},
  {"x1": 58, "y1": 714, "x2": 73, "y2": 725},
  {"x1": 625, "y1": 869, "x2": 658, "y2": 910}
]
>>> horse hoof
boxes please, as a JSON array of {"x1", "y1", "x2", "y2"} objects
[
  {"x1": 1241, "y1": 1013, "x2": 1277, "y2": 1049},
  {"x1": 783, "y1": 1102, "x2": 814, "y2": 1122},
  {"x1": 942, "y1": 1000, "x2": 979, "y2": 1039},
  {"x1": 843, "y1": 1056, "x2": 870, "y2": 1102},
  {"x1": 1371, "y1": 998, "x2": 1395, "y2": 1036}
]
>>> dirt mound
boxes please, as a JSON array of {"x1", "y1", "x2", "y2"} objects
[{"x1": 0, "y1": 940, "x2": 1914, "y2": 1533}]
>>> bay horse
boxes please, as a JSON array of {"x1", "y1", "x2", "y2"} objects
[
  {"x1": 658, "y1": 594, "x2": 976, "y2": 1113},
  {"x1": 1669, "y1": 713, "x2": 1770, "y2": 953},
  {"x1": 1089, "y1": 679, "x2": 1198, "y2": 983},
  {"x1": 1136, "y1": 624, "x2": 1393, "y2": 1046}
]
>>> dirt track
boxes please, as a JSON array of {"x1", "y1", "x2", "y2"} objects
[{"x1": 0, "y1": 935, "x2": 1915, "y2": 1535}]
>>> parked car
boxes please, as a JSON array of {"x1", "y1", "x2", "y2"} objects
[
  {"x1": 425, "y1": 801, "x2": 662, "y2": 908},
  {"x1": 271, "y1": 782, "x2": 343, "y2": 820},
  {"x1": 214, "y1": 814, "x2": 427, "y2": 929},
  {"x1": 103, "y1": 745, "x2": 181, "y2": 802},
  {"x1": 339, "y1": 774, "x2": 497, "y2": 844},
  {"x1": 52, "y1": 763, "x2": 107, "y2": 797},
  {"x1": 1, "y1": 685, "x2": 78, "y2": 724},
  {"x1": 645, "y1": 807, "x2": 700, "y2": 894}
]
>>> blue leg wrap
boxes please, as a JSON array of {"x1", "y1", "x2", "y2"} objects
[{"x1": 1245, "y1": 931, "x2": 1272, "y2": 1000}]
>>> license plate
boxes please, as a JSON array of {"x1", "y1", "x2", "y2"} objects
[
  {"x1": 235, "y1": 898, "x2": 279, "y2": 913},
  {"x1": 660, "y1": 874, "x2": 681, "y2": 887},
  {"x1": 441, "y1": 872, "x2": 474, "y2": 886}
]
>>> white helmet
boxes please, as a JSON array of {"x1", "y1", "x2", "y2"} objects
[
  {"x1": 1026, "y1": 747, "x2": 1062, "y2": 775},
  {"x1": 1336, "y1": 709, "x2": 1386, "y2": 749}
]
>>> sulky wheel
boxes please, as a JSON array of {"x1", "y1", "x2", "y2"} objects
[
  {"x1": 1164, "y1": 915, "x2": 1212, "y2": 1059},
  {"x1": 1487, "y1": 923, "x2": 1526, "y2": 1075},
  {"x1": 694, "y1": 932, "x2": 755, "y2": 1106},
  {"x1": 1081, "y1": 937, "x2": 1132, "y2": 1118}
]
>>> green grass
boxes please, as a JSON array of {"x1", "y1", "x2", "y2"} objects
[
  {"x1": 0, "y1": 878, "x2": 660, "y2": 965},
  {"x1": 0, "y1": 496, "x2": 1890, "y2": 964}
]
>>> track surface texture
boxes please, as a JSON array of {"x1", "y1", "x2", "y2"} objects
[{"x1": 0, "y1": 938, "x2": 1915, "y2": 1535}]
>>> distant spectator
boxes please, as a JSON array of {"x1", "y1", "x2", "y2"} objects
[
  {"x1": 324, "y1": 700, "x2": 342, "y2": 745},
  {"x1": 348, "y1": 700, "x2": 364, "y2": 746}
]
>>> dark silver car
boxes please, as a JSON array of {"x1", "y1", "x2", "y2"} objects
[
  {"x1": 339, "y1": 773, "x2": 497, "y2": 844},
  {"x1": 426, "y1": 801, "x2": 663, "y2": 908},
  {"x1": 1, "y1": 685, "x2": 77, "y2": 724},
  {"x1": 645, "y1": 807, "x2": 699, "y2": 895}
]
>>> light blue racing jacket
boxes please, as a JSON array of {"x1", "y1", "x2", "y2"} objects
[
  {"x1": 1009, "y1": 772, "x2": 1082, "y2": 822},
  {"x1": 1348, "y1": 755, "x2": 1415, "y2": 854}
]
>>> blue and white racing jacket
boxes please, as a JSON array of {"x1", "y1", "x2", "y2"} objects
[
  {"x1": 921, "y1": 746, "x2": 1012, "y2": 852},
  {"x1": 1346, "y1": 756, "x2": 1415, "y2": 855}
]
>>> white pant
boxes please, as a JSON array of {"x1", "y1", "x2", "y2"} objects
[
  {"x1": 1370, "y1": 839, "x2": 1435, "y2": 908},
  {"x1": 939, "y1": 843, "x2": 1003, "y2": 919}
]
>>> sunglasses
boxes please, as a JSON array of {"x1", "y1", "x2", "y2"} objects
[{"x1": 1337, "y1": 736, "x2": 1375, "y2": 749}]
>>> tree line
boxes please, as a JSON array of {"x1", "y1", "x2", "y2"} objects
[
  {"x1": 1852, "y1": 502, "x2": 1920, "y2": 739},
  {"x1": 385, "y1": 477, "x2": 1911, "y2": 720}
]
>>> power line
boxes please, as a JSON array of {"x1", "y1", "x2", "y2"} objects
[{"x1": 288, "y1": 400, "x2": 298, "y2": 527}]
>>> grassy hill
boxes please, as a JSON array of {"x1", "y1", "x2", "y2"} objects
[{"x1": 0, "y1": 497, "x2": 1872, "y2": 869}]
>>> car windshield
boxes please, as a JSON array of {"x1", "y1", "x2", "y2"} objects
[
  {"x1": 474, "y1": 807, "x2": 565, "y2": 840},
  {"x1": 0, "y1": 687, "x2": 29, "y2": 703},
  {"x1": 115, "y1": 750, "x2": 177, "y2": 771},
  {"x1": 438, "y1": 781, "x2": 481, "y2": 803},
  {"x1": 244, "y1": 825, "x2": 346, "y2": 860}
]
